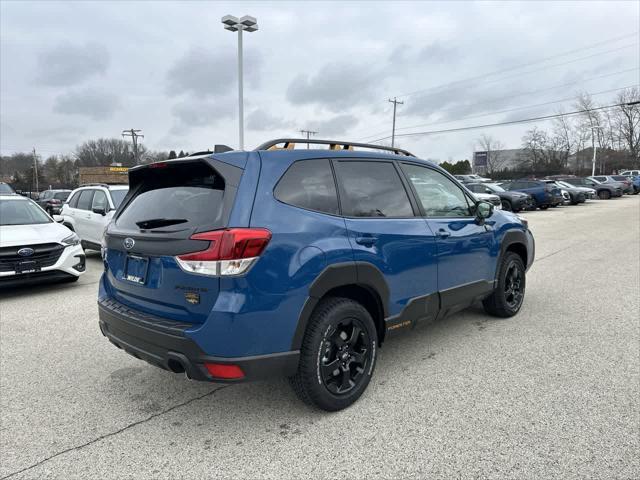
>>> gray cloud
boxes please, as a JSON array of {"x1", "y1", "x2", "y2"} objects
[
  {"x1": 287, "y1": 63, "x2": 380, "y2": 112},
  {"x1": 53, "y1": 88, "x2": 119, "y2": 120},
  {"x1": 170, "y1": 98, "x2": 235, "y2": 134},
  {"x1": 246, "y1": 109, "x2": 291, "y2": 131},
  {"x1": 166, "y1": 48, "x2": 261, "y2": 98},
  {"x1": 35, "y1": 42, "x2": 110, "y2": 87},
  {"x1": 417, "y1": 42, "x2": 457, "y2": 63},
  {"x1": 307, "y1": 114, "x2": 359, "y2": 136}
]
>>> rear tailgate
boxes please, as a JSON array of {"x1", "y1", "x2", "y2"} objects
[{"x1": 103, "y1": 157, "x2": 241, "y2": 324}]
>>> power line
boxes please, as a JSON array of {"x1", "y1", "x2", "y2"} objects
[
  {"x1": 366, "y1": 99, "x2": 639, "y2": 143},
  {"x1": 360, "y1": 83, "x2": 638, "y2": 142},
  {"x1": 388, "y1": 97, "x2": 404, "y2": 147},
  {"x1": 394, "y1": 33, "x2": 638, "y2": 99}
]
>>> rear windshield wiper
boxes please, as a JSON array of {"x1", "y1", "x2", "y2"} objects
[{"x1": 135, "y1": 218, "x2": 188, "y2": 229}]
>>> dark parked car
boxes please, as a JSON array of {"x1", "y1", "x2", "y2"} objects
[
  {"x1": 502, "y1": 179, "x2": 563, "y2": 209},
  {"x1": 98, "y1": 138, "x2": 535, "y2": 411},
  {"x1": 465, "y1": 182, "x2": 533, "y2": 212},
  {"x1": 561, "y1": 177, "x2": 622, "y2": 199},
  {"x1": 37, "y1": 189, "x2": 71, "y2": 215},
  {"x1": 542, "y1": 180, "x2": 586, "y2": 205}
]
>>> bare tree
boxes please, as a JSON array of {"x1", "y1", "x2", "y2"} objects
[
  {"x1": 614, "y1": 87, "x2": 640, "y2": 164},
  {"x1": 476, "y1": 133, "x2": 506, "y2": 173}
]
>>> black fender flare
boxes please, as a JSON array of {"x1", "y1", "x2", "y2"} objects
[
  {"x1": 290, "y1": 262, "x2": 390, "y2": 350},
  {"x1": 496, "y1": 229, "x2": 528, "y2": 279}
]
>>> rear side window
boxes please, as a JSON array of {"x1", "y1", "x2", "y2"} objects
[
  {"x1": 77, "y1": 190, "x2": 95, "y2": 210},
  {"x1": 334, "y1": 161, "x2": 413, "y2": 217},
  {"x1": 116, "y1": 162, "x2": 225, "y2": 231},
  {"x1": 274, "y1": 159, "x2": 338, "y2": 215}
]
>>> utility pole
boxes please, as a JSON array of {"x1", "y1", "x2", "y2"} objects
[
  {"x1": 122, "y1": 129, "x2": 144, "y2": 165},
  {"x1": 32, "y1": 148, "x2": 39, "y2": 194},
  {"x1": 388, "y1": 97, "x2": 404, "y2": 148},
  {"x1": 300, "y1": 129, "x2": 318, "y2": 149}
]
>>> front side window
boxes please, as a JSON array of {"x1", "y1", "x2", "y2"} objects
[
  {"x1": 92, "y1": 190, "x2": 108, "y2": 211},
  {"x1": 0, "y1": 199, "x2": 51, "y2": 225},
  {"x1": 401, "y1": 163, "x2": 472, "y2": 217},
  {"x1": 76, "y1": 190, "x2": 95, "y2": 210},
  {"x1": 274, "y1": 159, "x2": 338, "y2": 215},
  {"x1": 334, "y1": 161, "x2": 413, "y2": 217}
]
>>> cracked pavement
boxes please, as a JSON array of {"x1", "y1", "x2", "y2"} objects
[{"x1": 1, "y1": 196, "x2": 638, "y2": 479}]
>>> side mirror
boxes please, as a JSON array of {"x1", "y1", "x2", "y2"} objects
[
  {"x1": 92, "y1": 206, "x2": 107, "y2": 216},
  {"x1": 475, "y1": 201, "x2": 493, "y2": 223},
  {"x1": 52, "y1": 215, "x2": 65, "y2": 223}
]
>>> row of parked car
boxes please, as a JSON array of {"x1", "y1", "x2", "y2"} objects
[{"x1": 454, "y1": 173, "x2": 640, "y2": 211}]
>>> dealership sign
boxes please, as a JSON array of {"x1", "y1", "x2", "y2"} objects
[{"x1": 474, "y1": 151, "x2": 488, "y2": 167}]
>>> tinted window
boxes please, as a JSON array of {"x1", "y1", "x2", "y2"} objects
[
  {"x1": 76, "y1": 190, "x2": 95, "y2": 210},
  {"x1": 467, "y1": 184, "x2": 486, "y2": 193},
  {"x1": 612, "y1": 176, "x2": 627, "y2": 181},
  {"x1": 92, "y1": 190, "x2": 108, "y2": 211},
  {"x1": 0, "y1": 183, "x2": 14, "y2": 194},
  {"x1": 402, "y1": 164, "x2": 472, "y2": 217},
  {"x1": 335, "y1": 161, "x2": 413, "y2": 217},
  {"x1": 116, "y1": 163, "x2": 225, "y2": 231},
  {"x1": 593, "y1": 176, "x2": 606, "y2": 182},
  {"x1": 274, "y1": 159, "x2": 338, "y2": 215},
  {"x1": 0, "y1": 199, "x2": 51, "y2": 225},
  {"x1": 68, "y1": 192, "x2": 80, "y2": 208},
  {"x1": 54, "y1": 192, "x2": 70, "y2": 200},
  {"x1": 110, "y1": 189, "x2": 128, "y2": 208}
]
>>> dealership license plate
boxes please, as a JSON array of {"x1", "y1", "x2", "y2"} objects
[
  {"x1": 16, "y1": 260, "x2": 39, "y2": 274},
  {"x1": 124, "y1": 255, "x2": 149, "y2": 285}
]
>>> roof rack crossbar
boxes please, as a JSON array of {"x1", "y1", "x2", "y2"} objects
[{"x1": 255, "y1": 138, "x2": 415, "y2": 157}]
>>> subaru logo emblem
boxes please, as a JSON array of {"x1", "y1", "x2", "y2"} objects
[
  {"x1": 123, "y1": 238, "x2": 135, "y2": 250},
  {"x1": 17, "y1": 247, "x2": 35, "y2": 257}
]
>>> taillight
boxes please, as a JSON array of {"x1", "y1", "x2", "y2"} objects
[{"x1": 175, "y1": 228, "x2": 271, "y2": 276}]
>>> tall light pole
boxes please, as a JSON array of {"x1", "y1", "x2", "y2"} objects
[
  {"x1": 222, "y1": 15, "x2": 258, "y2": 151},
  {"x1": 388, "y1": 97, "x2": 404, "y2": 148},
  {"x1": 590, "y1": 124, "x2": 603, "y2": 176}
]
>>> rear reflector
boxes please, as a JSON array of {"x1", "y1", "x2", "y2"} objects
[
  {"x1": 175, "y1": 228, "x2": 271, "y2": 277},
  {"x1": 204, "y1": 363, "x2": 245, "y2": 379}
]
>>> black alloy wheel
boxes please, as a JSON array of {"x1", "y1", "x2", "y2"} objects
[
  {"x1": 289, "y1": 297, "x2": 378, "y2": 411},
  {"x1": 503, "y1": 261, "x2": 524, "y2": 310},
  {"x1": 319, "y1": 318, "x2": 371, "y2": 395},
  {"x1": 501, "y1": 200, "x2": 512, "y2": 211}
]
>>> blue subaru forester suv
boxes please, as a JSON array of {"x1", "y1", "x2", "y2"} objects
[{"x1": 98, "y1": 139, "x2": 535, "y2": 411}]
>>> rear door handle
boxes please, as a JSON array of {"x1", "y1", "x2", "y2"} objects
[
  {"x1": 436, "y1": 229, "x2": 451, "y2": 238},
  {"x1": 355, "y1": 236, "x2": 377, "y2": 247}
]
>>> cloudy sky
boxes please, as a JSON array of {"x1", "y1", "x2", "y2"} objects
[{"x1": 1, "y1": 1, "x2": 638, "y2": 162}]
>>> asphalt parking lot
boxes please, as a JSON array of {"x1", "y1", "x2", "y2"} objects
[{"x1": 1, "y1": 196, "x2": 638, "y2": 479}]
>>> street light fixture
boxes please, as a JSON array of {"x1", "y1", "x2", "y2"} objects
[{"x1": 222, "y1": 15, "x2": 259, "y2": 150}]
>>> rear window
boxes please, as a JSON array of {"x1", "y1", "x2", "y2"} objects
[
  {"x1": 54, "y1": 192, "x2": 70, "y2": 200},
  {"x1": 116, "y1": 163, "x2": 225, "y2": 231},
  {"x1": 611, "y1": 176, "x2": 627, "y2": 181}
]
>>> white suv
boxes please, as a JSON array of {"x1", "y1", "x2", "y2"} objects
[{"x1": 61, "y1": 184, "x2": 128, "y2": 250}]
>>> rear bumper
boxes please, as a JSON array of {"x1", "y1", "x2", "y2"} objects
[{"x1": 98, "y1": 297, "x2": 300, "y2": 382}]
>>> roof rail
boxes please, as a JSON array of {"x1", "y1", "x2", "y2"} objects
[
  {"x1": 254, "y1": 138, "x2": 416, "y2": 157},
  {"x1": 79, "y1": 183, "x2": 109, "y2": 188}
]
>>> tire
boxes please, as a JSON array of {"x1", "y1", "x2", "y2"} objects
[
  {"x1": 483, "y1": 252, "x2": 526, "y2": 318},
  {"x1": 539, "y1": 204, "x2": 549, "y2": 210},
  {"x1": 598, "y1": 189, "x2": 611, "y2": 200},
  {"x1": 289, "y1": 297, "x2": 378, "y2": 411},
  {"x1": 501, "y1": 200, "x2": 512, "y2": 211},
  {"x1": 46, "y1": 207, "x2": 53, "y2": 215}
]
